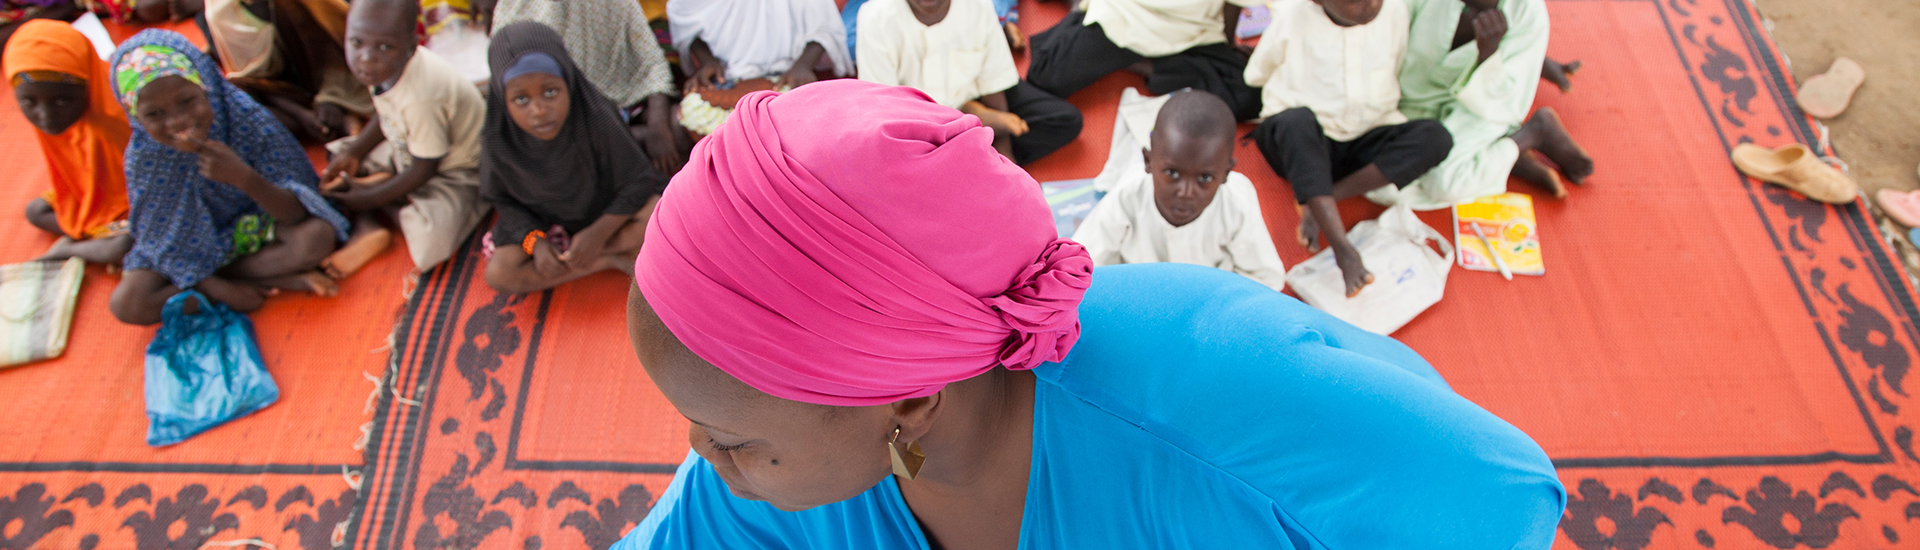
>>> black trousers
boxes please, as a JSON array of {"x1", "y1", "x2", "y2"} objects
[
  {"x1": 1026, "y1": 11, "x2": 1262, "y2": 121},
  {"x1": 1250, "y1": 108, "x2": 1453, "y2": 202},
  {"x1": 1005, "y1": 81, "x2": 1084, "y2": 165}
]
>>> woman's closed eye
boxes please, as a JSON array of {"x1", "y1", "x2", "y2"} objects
[{"x1": 708, "y1": 437, "x2": 748, "y2": 453}]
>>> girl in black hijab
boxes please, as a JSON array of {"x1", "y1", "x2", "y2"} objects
[{"x1": 479, "y1": 22, "x2": 669, "y2": 294}]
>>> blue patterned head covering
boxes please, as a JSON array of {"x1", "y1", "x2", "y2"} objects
[{"x1": 108, "y1": 30, "x2": 350, "y2": 289}]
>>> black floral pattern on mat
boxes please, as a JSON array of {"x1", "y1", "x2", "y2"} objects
[
  {"x1": 559, "y1": 484, "x2": 655, "y2": 550},
  {"x1": 1721, "y1": 477, "x2": 1858, "y2": 548},
  {"x1": 0, "y1": 482, "x2": 354, "y2": 550},
  {"x1": 119, "y1": 484, "x2": 239, "y2": 550},
  {"x1": 1836, "y1": 284, "x2": 1912, "y2": 398},
  {"x1": 456, "y1": 293, "x2": 526, "y2": 402},
  {"x1": 415, "y1": 452, "x2": 514, "y2": 549},
  {"x1": 0, "y1": 483, "x2": 75, "y2": 549},
  {"x1": 283, "y1": 488, "x2": 357, "y2": 550},
  {"x1": 1561, "y1": 479, "x2": 1672, "y2": 550}
]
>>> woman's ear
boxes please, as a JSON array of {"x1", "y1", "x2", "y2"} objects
[{"x1": 889, "y1": 393, "x2": 942, "y2": 443}]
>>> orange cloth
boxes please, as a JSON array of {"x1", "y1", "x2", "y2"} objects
[{"x1": 3, "y1": 19, "x2": 130, "y2": 240}]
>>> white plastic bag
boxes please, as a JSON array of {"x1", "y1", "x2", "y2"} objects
[{"x1": 1285, "y1": 205, "x2": 1453, "y2": 335}]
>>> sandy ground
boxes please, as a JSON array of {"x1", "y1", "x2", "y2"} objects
[
  {"x1": 1751, "y1": 0, "x2": 1920, "y2": 195},
  {"x1": 1751, "y1": 0, "x2": 1920, "y2": 276}
]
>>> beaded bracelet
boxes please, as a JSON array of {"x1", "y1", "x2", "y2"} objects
[{"x1": 522, "y1": 230, "x2": 547, "y2": 256}]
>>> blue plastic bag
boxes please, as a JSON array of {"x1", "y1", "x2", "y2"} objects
[{"x1": 144, "y1": 291, "x2": 279, "y2": 446}]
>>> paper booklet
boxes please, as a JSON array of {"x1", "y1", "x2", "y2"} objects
[
  {"x1": 1041, "y1": 178, "x2": 1099, "y2": 239},
  {"x1": 1453, "y1": 193, "x2": 1545, "y2": 276}
]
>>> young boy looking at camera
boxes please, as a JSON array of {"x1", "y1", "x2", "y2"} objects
[
  {"x1": 321, "y1": 0, "x2": 488, "y2": 275},
  {"x1": 1073, "y1": 91, "x2": 1287, "y2": 292}
]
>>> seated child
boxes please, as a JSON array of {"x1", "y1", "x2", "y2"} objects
[
  {"x1": 1027, "y1": 0, "x2": 1264, "y2": 121},
  {"x1": 203, "y1": 0, "x2": 373, "y2": 144},
  {"x1": 1246, "y1": 0, "x2": 1451, "y2": 297},
  {"x1": 321, "y1": 0, "x2": 489, "y2": 276},
  {"x1": 855, "y1": 0, "x2": 1081, "y2": 165},
  {"x1": 844, "y1": 0, "x2": 1023, "y2": 55},
  {"x1": 0, "y1": 1, "x2": 84, "y2": 55},
  {"x1": 6, "y1": 20, "x2": 132, "y2": 264},
  {"x1": 479, "y1": 22, "x2": 668, "y2": 294},
  {"x1": 490, "y1": 0, "x2": 688, "y2": 174},
  {"x1": 666, "y1": 0, "x2": 850, "y2": 134},
  {"x1": 1074, "y1": 91, "x2": 1286, "y2": 291},
  {"x1": 106, "y1": 30, "x2": 351, "y2": 325},
  {"x1": 1375, "y1": 0, "x2": 1593, "y2": 209}
]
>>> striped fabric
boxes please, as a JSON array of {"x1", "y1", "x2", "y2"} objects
[{"x1": 0, "y1": 258, "x2": 84, "y2": 367}]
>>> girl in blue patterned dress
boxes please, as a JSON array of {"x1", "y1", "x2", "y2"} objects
[{"x1": 106, "y1": 30, "x2": 350, "y2": 325}]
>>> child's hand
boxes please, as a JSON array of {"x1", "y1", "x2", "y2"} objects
[
  {"x1": 640, "y1": 127, "x2": 685, "y2": 174},
  {"x1": 685, "y1": 62, "x2": 725, "y2": 94},
  {"x1": 188, "y1": 137, "x2": 261, "y2": 188},
  {"x1": 1472, "y1": 8, "x2": 1508, "y2": 64},
  {"x1": 531, "y1": 239, "x2": 568, "y2": 279},
  {"x1": 778, "y1": 65, "x2": 818, "y2": 89},
  {"x1": 323, "y1": 184, "x2": 387, "y2": 212},
  {"x1": 321, "y1": 152, "x2": 363, "y2": 184},
  {"x1": 558, "y1": 230, "x2": 606, "y2": 273}
]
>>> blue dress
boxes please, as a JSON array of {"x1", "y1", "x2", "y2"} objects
[
  {"x1": 112, "y1": 30, "x2": 351, "y2": 290},
  {"x1": 617, "y1": 263, "x2": 1566, "y2": 549}
]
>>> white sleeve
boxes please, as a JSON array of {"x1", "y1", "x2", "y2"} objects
[
  {"x1": 1220, "y1": 174, "x2": 1289, "y2": 291},
  {"x1": 1072, "y1": 192, "x2": 1134, "y2": 267},
  {"x1": 976, "y1": 1, "x2": 1020, "y2": 96},
  {"x1": 854, "y1": 4, "x2": 901, "y2": 86}
]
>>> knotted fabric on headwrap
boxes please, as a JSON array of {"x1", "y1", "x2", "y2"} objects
[{"x1": 634, "y1": 79, "x2": 1093, "y2": 407}]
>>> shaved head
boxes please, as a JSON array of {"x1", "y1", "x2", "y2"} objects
[
  {"x1": 350, "y1": 0, "x2": 420, "y2": 24},
  {"x1": 1144, "y1": 91, "x2": 1239, "y2": 227},
  {"x1": 1153, "y1": 90, "x2": 1237, "y2": 148}
]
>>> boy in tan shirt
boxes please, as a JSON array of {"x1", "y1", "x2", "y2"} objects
[{"x1": 321, "y1": 0, "x2": 489, "y2": 273}]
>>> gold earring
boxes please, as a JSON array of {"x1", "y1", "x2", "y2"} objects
[{"x1": 889, "y1": 428, "x2": 925, "y2": 480}]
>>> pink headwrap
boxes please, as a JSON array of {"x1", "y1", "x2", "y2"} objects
[{"x1": 634, "y1": 80, "x2": 1092, "y2": 407}]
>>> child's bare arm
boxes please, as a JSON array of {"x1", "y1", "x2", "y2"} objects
[
  {"x1": 323, "y1": 114, "x2": 387, "y2": 183},
  {"x1": 324, "y1": 155, "x2": 441, "y2": 212}
]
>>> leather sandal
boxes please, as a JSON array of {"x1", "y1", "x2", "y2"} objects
[
  {"x1": 1731, "y1": 143, "x2": 1858, "y2": 204},
  {"x1": 1796, "y1": 57, "x2": 1864, "y2": 119}
]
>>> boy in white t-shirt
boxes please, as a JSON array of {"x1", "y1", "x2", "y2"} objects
[
  {"x1": 856, "y1": 0, "x2": 1080, "y2": 164},
  {"x1": 1074, "y1": 91, "x2": 1286, "y2": 291}
]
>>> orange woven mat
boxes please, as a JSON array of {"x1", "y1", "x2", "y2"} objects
[{"x1": 5, "y1": 1, "x2": 1919, "y2": 548}]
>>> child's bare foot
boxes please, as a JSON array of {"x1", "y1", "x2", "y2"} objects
[
  {"x1": 197, "y1": 277, "x2": 271, "y2": 313},
  {"x1": 1542, "y1": 58, "x2": 1581, "y2": 93},
  {"x1": 321, "y1": 227, "x2": 392, "y2": 280},
  {"x1": 1334, "y1": 250, "x2": 1375, "y2": 298},
  {"x1": 1295, "y1": 204, "x2": 1321, "y2": 250},
  {"x1": 38, "y1": 234, "x2": 134, "y2": 265},
  {"x1": 975, "y1": 109, "x2": 1030, "y2": 137},
  {"x1": 1511, "y1": 153, "x2": 1568, "y2": 198},
  {"x1": 1515, "y1": 108, "x2": 1594, "y2": 184},
  {"x1": 1004, "y1": 21, "x2": 1026, "y2": 52},
  {"x1": 258, "y1": 271, "x2": 340, "y2": 297}
]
